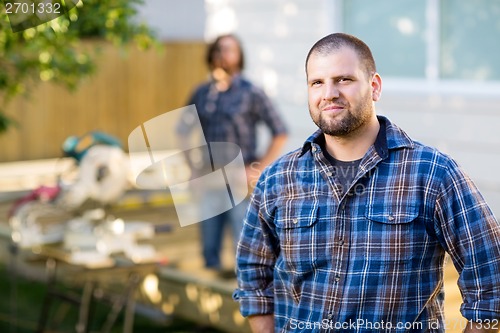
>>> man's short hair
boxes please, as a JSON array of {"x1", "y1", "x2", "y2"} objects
[
  {"x1": 305, "y1": 33, "x2": 376, "y2": 76},
  {"x1": 206, "y1": 34, "x2": 245, "y2": 71}
]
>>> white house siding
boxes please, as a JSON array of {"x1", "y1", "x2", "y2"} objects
[
  {"x1": 206, "y1": 0, "x2": 333, "y2": 152},
  {"x1": 138, "y1": 0, "x2": 205, "y2": 40}
]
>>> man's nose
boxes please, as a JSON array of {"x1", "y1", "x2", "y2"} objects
[{"x1": 323, "y1": 82, "x2": 340, "y2": 100}]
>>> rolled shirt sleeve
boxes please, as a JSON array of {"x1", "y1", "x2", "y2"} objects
[
  {"x1": 434, "y1": 157, "x2": 500, "y2": 320},
  {"x1": 250, "y1": 86, "x2": 288, "y2": 137}
]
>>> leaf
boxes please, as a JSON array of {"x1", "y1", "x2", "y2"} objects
[
  {"x1": 0, "y1": 0, "x2": 157, "y2": 134},
  {"x1": 0, "y1": 111, "x2": 18, "y2": 134}
]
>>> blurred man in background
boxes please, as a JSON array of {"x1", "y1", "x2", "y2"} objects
[{"x1": 178, "y1": 34, "x2": 288, "y2": 273}]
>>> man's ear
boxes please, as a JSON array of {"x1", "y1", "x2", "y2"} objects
[{"x1": 371, "y1": 73, "x2": 382, "y2": 101}]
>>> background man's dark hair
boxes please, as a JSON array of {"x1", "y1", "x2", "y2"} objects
[
  {"x1": 305, "y1": 33, "x2": 376, "y2": 76},
  {"x1": 206, "y1": 34, "x2": 245, "y2": 71}
]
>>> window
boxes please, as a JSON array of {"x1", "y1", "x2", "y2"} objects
[
  {"x1": 342, "y1": 0, "x2": 500, "y2": 81},
  {"x1": 343, "y1": 0, "x2": 427, "y2": 78},
  {"x1": 440, "y1": 0, "x2": 500, "y2": 80}
]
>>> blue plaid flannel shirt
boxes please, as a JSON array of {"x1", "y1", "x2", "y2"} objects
[{"x1": 234, "y1": 116, "x2": 500, "y2": 332}]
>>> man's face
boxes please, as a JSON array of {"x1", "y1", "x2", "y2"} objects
[
  {"x1": 306, "y1": 47, "x2": 380, "y2": 137},
  {"x1": 214, "y1": 36, "x2": 241, "y2": 74}
]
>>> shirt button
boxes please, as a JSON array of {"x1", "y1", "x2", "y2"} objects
[
  {"x1": 292, "y1": 218, "x2": 298, "y2": 224},
  {"x1": 327, "y1": 313, "x2": 333, "y2": 319},
  {"x1": 311, "y1": 146, "x2": 317, "y2": 153},
  {"x1": 326, "y1": 171, "x2": 333, "y2": 177},
  {"x1": 388, "y1": 214, "x2": 395, "y2": 221},
  {"x1": 339, "y1": 239, "x2": 344, "y2": 246},
  {"x1": 334, "y1": 275, "x2": 340, "y2": 282}
]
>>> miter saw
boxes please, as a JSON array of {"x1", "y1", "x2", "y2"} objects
[{"x1": 8, "y1": 131, "x2": 164, "y2": 267}]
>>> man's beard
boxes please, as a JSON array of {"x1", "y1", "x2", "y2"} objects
[{"x1": 310, "y1": 96, "x2": 373, "y2": 137}]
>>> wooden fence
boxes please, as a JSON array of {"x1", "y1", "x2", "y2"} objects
[{"x1": 0, "y1": 42, "x2": 208, "y2": 162}]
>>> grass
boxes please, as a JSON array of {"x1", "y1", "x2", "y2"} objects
[{"x1": 0, "y1": 264, "x2": 223, "y2": 333}]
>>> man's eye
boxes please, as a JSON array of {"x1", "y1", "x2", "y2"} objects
[
  {"x1": 311, "y1": 81, "x2": 322, "y2": 86},
  {"x1": 338, "y1": 78, "x2": 352, "y2": 83}
]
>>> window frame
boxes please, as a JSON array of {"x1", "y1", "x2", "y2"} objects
[{"x1": 335, "y1": 0, "x2": 500, "y2": 96}]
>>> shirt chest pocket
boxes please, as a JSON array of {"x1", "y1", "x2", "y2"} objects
[
  {"x1": 364, "y1": 204, "x2": 420, "y2": 266},
  {"x1": 275, "y1": 204, "x2": 325, "y2": 273}
]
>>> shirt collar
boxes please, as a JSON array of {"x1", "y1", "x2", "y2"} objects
[{"x1": 299, "y1": 115, "x2": 414, "y2": 158}]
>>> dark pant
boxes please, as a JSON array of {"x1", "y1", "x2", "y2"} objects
[{"x1": 199, "y1": 198, "x2": 249, "y2": 269}]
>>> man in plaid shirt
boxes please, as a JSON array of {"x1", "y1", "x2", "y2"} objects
[
  {"x1": 178, "y1": 34, "x2": 288, "y2": 272},
  {"x1": 234, "y1": 33, "x2": 500, "y2": 332}
]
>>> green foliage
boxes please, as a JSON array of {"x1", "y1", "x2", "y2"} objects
[{"x1": 0, "y1": 0, "x2": 157, "y2": 133}]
